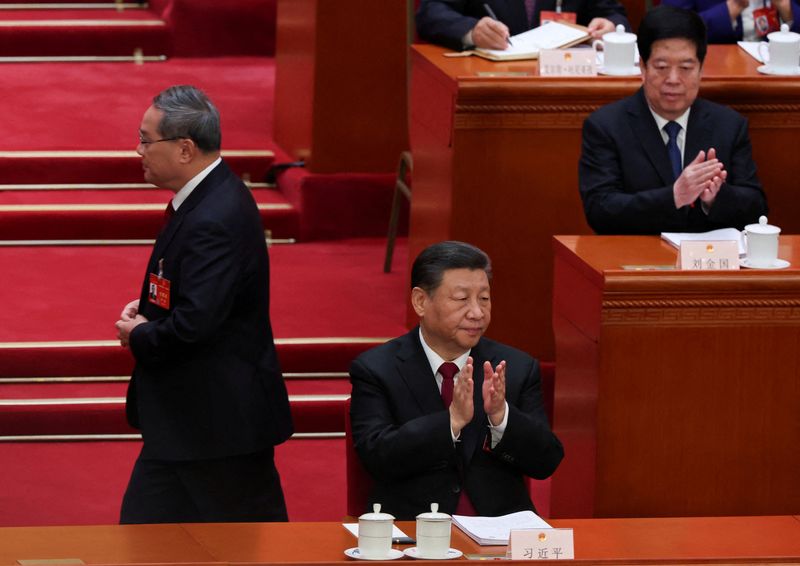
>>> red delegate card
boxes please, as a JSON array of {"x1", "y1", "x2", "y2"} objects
[{"x1": 148, "y1": 273, "x2": 171, "y2": 309}]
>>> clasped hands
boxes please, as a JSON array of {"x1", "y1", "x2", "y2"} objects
[
  {"x1": 673, "y1": 148, "x2": 727, "y2": 209},
  {"x1": 449, "y1": 356, "x2": 506, "y2": 436},
  {"x1": 115, "y1": 299, "x2": 148, "y2": 348}
]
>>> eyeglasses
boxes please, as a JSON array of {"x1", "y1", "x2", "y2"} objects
[{"x1": 138, "y1": 136, "x2": 182, "y2": 146}]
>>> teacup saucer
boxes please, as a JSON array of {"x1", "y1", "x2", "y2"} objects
[
  {"x1": 598, "y1": 65, "x2": 641, "y2": 76},
  {"x1": 344, "y1": 548, "x2": 405, "y2": 561},
  {"x1": 757, "y1": 64, "x2": 800, "y2": 76},
  {"x1": 403, "y1": 547, "x2": 463, "y2": 560},
  {"x1": 739, "y1": 258, "x2": 790, "y2": 269}
]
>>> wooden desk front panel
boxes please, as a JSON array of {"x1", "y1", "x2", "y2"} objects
[
  {"x1": 551, "y1": 236, "x2": 800, "y2": 519},
  {"x1": 410, "y1": 45, "x2": 800, "y2": 362}
]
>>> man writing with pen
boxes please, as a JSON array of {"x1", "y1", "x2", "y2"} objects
[{"x1": 416, "y1": 0, "x2": 631, "y2": 51}]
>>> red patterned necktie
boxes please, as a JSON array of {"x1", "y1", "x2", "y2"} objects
[
  {"x1": 525, "y1": 0, "x2": 536, "y2": 27},
  {"x1": 439, "y1": 362, "x2": 459, "y2": 407}
]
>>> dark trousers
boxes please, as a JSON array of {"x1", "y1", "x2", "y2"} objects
[{"x1": 120, "y1": 446, "x2": 288, "y2": 524}]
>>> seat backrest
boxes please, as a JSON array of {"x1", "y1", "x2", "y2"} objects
[{"x1": 345, "y1": 397, "x2": 373, "y2": 518}]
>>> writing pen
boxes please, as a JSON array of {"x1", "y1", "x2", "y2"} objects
[{"x1": 483, "y1": 3, "x2": 514, "y2": 46}]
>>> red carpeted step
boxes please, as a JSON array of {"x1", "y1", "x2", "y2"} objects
[
  {"x1": 0, "y1": 185, "x2": 299, "y2": 240},
  {"x1": 0, "y1": 8, "x2": 170, "y2": 57}
]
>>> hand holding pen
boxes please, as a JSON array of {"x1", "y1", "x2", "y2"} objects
[{"x1": 471, "y1": 3, "x2": 513, "y2": 50}]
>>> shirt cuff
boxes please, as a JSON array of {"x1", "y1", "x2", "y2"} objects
[
  {"x1": 488, "y1": 401, "x2": 509, "y2": 448},
  {"x1": 462, "y1": 30, "x2": 474, "y2": 49}
]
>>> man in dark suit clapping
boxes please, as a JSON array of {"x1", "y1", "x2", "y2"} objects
[
  {"x1": 349, "y1": 241, "x2": 563, "y2": 519},
  {"x1": 115, "y1": 85, "x2": 293, "y2": 524}
]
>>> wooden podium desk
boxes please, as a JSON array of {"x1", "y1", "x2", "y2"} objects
[
  {"x1": 409, "y1": 43, "x2": 800, "y2": 362},
  {"x1": 550, "y1": 235, "x2": 800, "y2": 519},
  {"x1": 3, "y1": 518, "x2": 800, "y2": 565}
]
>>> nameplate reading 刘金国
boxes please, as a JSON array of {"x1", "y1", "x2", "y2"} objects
[
  {"x1": 509, "y1": 528, "x2": 574, "y2": 560},
  {"x1": 679, "y1": 240, "x2": 740, "y2": 270},
  {"x1": 539, "y1": 49, "x2": 596, "y2": 76}
]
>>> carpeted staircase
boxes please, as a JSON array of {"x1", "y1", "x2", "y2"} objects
[{"x1": 0, "y1": 0, "x2": 413, "y2": 526}]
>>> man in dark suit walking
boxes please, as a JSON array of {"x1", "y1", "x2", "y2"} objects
[
  {"x1": 115, "y1": 85, "x2": 293, "y2": 524},
  {"x1": 578, "y1": 5, "x2": 767, "y2": 235},
  {"x1": 349, "y1": 241, "x2": 563, "y2": 520}
]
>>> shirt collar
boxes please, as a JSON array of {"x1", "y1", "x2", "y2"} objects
[
  {"x1": 649, "y1": 106, "x2": 691, "y2": 134},
  {"x1": 171, "y1": 156, "x2": 222, "y2": 211},
  {"x1": 418, "y1": 327, "x2": 471, "y2": 376}
]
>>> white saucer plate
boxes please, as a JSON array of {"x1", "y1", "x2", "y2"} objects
[
  {"x1": 403, "y1": 547, "x2": 463, "y2": 560},
  {"x1": 756, "y1": 64, "x2": 800, "y2": 76},
  {"x1": 598, "y1": 65, "x2": 641, "y2": 76},
  {"x1": 344, "y1": 548, "x2": 405, "y2": 561},
  {"x1": 739, "y1": 258, "x2": 791, "y2": 269}
]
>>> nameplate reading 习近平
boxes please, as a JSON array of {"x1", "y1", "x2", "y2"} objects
[{"x1": 509, "y1": 528, "x2": 574, "y2": 560}]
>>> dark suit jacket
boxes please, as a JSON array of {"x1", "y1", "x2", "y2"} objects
[
  {"x1": 126, "y1": 159, "x2": 293, "y2": 461},
  {"x1": 349, "y1": 328, "x2": 563, "y2": 520},
  {"x1": 416, "y1": 0, "x2": 630, "y2": 51},
  {"x1": 662, "y1": 0, "x2": 800, "y2": 43},
  {"x1": 579, "y1": 88, "x2": 768, "y2": 235}
]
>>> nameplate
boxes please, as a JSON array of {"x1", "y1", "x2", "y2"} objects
[
  {"x1": 539, "y1": 49, "x2": 596, "y2": 76},
  {"x1": 509, "y1": 528, "x2": 574, "y2": 560},
  {"x1": 679, "y1": 240, "x2": 740, "y2": 270}
]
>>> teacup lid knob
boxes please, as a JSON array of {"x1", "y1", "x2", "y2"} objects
[
  {"x1": 374, "y1": 503, "x2": 381, "y2": 514},
  {"x1": 781, "y1": 23, "x2": 789, "y2": 33},
  {"x1": 616, "y1": 24, "x2": 625, "y2": 33},
  {"x1": 760, "y1": 215, "x2": 768, "y2": 225},
  {"x1": 431, "y1": 503, "x2": 439, "y2": 513}
]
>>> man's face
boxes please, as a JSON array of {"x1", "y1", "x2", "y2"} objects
[
  {"x1": 414, "y1": 268, "x2": 491, "y2": 360},
  {"x1": 136, "y1": 105, "x2": 182, "y2": 190},
  {"x1": 641, "y1": 38, "x2": 702, "y2": 120}
]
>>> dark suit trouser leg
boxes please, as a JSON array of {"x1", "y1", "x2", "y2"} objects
[{"x1": 120, "y1": 446, "x2": 288, "y2": 524}]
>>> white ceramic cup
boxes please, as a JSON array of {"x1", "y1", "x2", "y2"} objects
[
  {"x1": 758, "y1": 24, "x2": 800, "y2": 73},
  {"x1": 592, "y1": 24, "x2": 636, "y2": 72},
  {"x1": 415, "y1": 503, "x2": 452, "y2": 559},
  {"x1": 358, "y1": 504, "x2": 395, "y2": 559},
  {"x1": 744, "y1": 215, "x2": 781, "y2": 268}
]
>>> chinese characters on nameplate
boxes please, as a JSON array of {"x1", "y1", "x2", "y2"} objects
[
  {"x1": 539, "y1": 49, "x2": 597, "y2": 76},
  {"x1": 509, "y1": 528, "x2": 575, "y2": 560},
  {"x1": 679, "y1": 240, "x2": 740, "y2": 270}
]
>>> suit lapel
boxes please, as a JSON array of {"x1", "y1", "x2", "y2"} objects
[
  {"x1": 627, "y1": 89, "x2": 676, "y2": 186},
  {"x1": 150, "y1": 160, "x2": 227, "y2": 261},
  {"x1": 395, "y1": 330, "x2": 446, "y2": 415},
  {"x1": 684, "y1": 100, "x2": 711, "y2": 167}
]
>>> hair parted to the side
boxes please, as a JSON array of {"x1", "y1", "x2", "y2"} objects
[
  {"x1": 152, "y1": 85, "x2": 221, "y2": 153},
  {"x1": 638, "y1": 5, "x2": 708, "y2": 65},
  {"x1": 411, "y1": 241, "x2": 492, "y2": 293}
]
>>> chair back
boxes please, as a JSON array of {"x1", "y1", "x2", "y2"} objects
[{"x1": 345, "y1": 397, "x2": 373, "y2": 518}]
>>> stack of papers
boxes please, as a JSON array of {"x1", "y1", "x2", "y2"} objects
[
  {"x1": 661, "y1": 228, "x2": 745, "y2": 256},
  {"x1": 452, "y1": 510, "x2": 552, "y2": 545},
  {"x1": 475, "y1": 21, "x2": 589, "y2": 61}
]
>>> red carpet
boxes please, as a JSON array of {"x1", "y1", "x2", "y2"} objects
[{"x1": 0, "y1": 238, "x2": 408, "y2": 344}]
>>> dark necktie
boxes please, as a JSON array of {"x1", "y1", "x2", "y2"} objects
[
  {"x1": 439, "y1": 362, "x2": 459, "y2": 407},
  {"x1": 664, "y1": 121, "x2": 683, "y2": 181},
  {"x1": 524, "y1": 0, "x2": 536, "y2": 27}
]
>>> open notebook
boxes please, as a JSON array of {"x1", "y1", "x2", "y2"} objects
[{"x1": 474, "y1": 21, "x2": 590, "y2": 61}]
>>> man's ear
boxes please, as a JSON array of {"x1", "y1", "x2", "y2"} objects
[
  {"x1": 177, "y1": 138, "x2": 197, "y2": 164},
  {"x1": 411, "y1": 287, "x2": 428, "y2": 318}
]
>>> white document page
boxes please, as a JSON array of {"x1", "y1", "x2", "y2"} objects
[
  {"x1": 738, "y1": 41, "x2": 767, "y2": 63},
  {"x1": 479, "y1": 21, "x2": 588, "y2": 58},
  {"x1": 452, "y1": 510, "x2": 552, "y2": 545},
  {"x1": 661, "y1": 228, "x2": 745, "y2": 255}
]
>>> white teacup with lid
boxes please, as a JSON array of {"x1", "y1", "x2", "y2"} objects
[
  {"x1": 758, "y1": 24, "x2": 800, "y2": 74},
  {"x1": 593, "y1": 24, "x2": 637, "y2": 74},
  {"x1": 415, "y1": 503, "x2": 452, "y2": 559},
  {"x1": 358, "y1": 503, "x2": 395, "y2": 559},
  {"x1": 743, "y1": 215, "x2": 781, "y2": 268}
]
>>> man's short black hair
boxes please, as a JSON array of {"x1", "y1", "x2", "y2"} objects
[
  {"x1": 411, "y1": 241, "x2": 492, "y2": 293},
  {"x1": 638, "y1": 5, "x2": 708, "y2": 65}
]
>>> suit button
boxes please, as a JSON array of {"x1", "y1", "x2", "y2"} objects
[{"x1": 451, "y1": 485, "x2": 461, "y2": 494}]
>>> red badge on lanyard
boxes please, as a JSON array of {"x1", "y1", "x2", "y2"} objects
[
  {"x1": 754, "y1": 1, "x2": 780, "y2": 37},
  {"x1": 148, "y1": 258, "x2": 170, "y2": 309}
]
